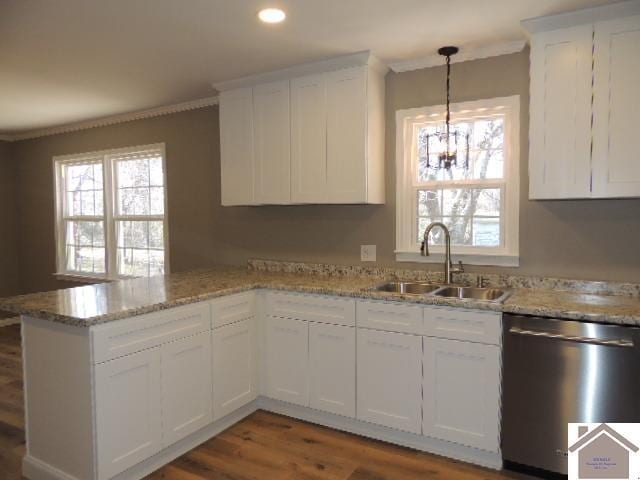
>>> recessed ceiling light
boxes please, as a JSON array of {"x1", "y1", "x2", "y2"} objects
[{"x1": 258, "y1": 8, "x2": 286, "y2": 24}]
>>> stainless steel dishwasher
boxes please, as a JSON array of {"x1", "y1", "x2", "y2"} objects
[{"x1": 502, "y1": 314, "x2": 640, "y2": 476}]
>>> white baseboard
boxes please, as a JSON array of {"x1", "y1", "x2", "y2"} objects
[
  {"x1": 23, "y1": 455, "x2": 83, "y2": 480},
  {"x1": 23, "y1": 397, "x2": 502, "y2": 480},
  {"x1": 258, "y1": 397, "x2": 503, "y2": 470}
]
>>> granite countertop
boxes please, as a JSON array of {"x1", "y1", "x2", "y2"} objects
[{"x1": 0, "y1": 266, "x2": 639, "y2": 327}]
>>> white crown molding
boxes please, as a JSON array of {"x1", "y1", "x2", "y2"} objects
[
  {"x1": 213, "y1": 50, "x2": 388, "y2": 92},
  {"x1": 389, "y1": 40, "x2": 527, "y2": 73},
  {"x1": 3, "y1": 95, "x2": 219, "y2": 142},
  {"x1": 522, "y1": 0, "x2": 640, "y2": 34}
]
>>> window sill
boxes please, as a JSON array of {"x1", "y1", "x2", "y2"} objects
[
  {"x1": 395, "y1": 251, "x2": 520, "y2": 267},
  {"x1": 54, "y1": 273, "x2": 111, "y2": 284}
]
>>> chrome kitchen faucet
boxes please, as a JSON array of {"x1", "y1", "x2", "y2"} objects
[{"x1": 421, "y1": 222, "x2": 464, "y2": 284}]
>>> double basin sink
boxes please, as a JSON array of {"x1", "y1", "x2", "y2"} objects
[{"x1": 376, "y1": 281, "x2": 511, "y2": 303}]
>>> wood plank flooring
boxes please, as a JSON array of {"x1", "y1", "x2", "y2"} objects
[{"x1": 0, "y1": 324, "x2": 533, "y2": 480}]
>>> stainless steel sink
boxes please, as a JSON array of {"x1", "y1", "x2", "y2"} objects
[
  {"x1": 375, "y1": 281, "x2": 442, "y2": 295},
  {"x1": 375, "y1": 281, "x2": 512, "y2": 303},
  {"x1": 433, "y1": 286, "x2": 511, "y2": 302}
]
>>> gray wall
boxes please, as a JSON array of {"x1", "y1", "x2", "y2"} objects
[
  {"x1": 6, "y1": 49, "x2": 640, "y2": 295},
  {"x1": 0, "y1": 140, "x2": 21, "y2": 298}
]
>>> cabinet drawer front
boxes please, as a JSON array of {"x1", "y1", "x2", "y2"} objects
[
  {"x1": 211, "y1": 292, "x2": 255, "y2": 329},
  {"x1": 356, "y1": 300, "x2": 423, "y2": 334},
  {"x1": 423, "y1": 307, "x2": 501, "y2": 345},
  {"x1": 92, "y1": 302, "x2": 211, "y2": 364},
  {"x1": 265, "y1": 292, "x2": 355, "y2": 326}
]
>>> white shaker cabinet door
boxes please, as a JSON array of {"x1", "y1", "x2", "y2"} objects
[
  {"x1": 220, "y1": 87, "x2": 255, "y2": 206},
  {"x1": 291, "y1": 73, "x2": 327, "y2": 203},
  {"x1": 212, "y1": 317, "x2": 258, "y2": 420},
  {"x1": 326, "y1": 66, "x2": 368, "y2": 203},
  {"x1": 422, "y1": 337, "x2": 501, "y2": 452},
  {"x1": 161, "y1": 332, "x2": 213, "y2": 446},
  {"x1": 308, "y1": 322, "x2": 356, "y2": 418},
  {"x1": 264, "y1": 316, "x2": 309, "y2": 406},
  {"x1": 95, "y1": 348, "x2": 163, "y2": 480},
  {"x1": 356, "y1": 328, "x2": 422, "y2": 434},
  {"x1": 529, "y1": 26, "x2": 593, "y2": 199},
  {"x1": 592, "y1": 15, "x2": 640, "y2": 198},
  {"x1": 253, "y1": 80, "x2": 291, "y2": 204}
]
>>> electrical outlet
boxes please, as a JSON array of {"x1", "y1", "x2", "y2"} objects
[{"x1": 360, "y1": 245, "x2": 377, "y2": 262}]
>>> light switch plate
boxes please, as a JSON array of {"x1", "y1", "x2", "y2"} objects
[{"x1": 360, "y1": 245, "x2": 377, "y2": 262}]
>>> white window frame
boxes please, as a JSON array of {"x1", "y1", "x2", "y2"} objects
[
  {"x1": 395, "y1": 96, "x2": 520, "y2": 266},
  {"x1": 53, "y1": 143, "x2": 170, "y2": 281}
]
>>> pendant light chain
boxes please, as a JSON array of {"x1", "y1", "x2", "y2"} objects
[
  {"x1": 425, "y1": 45, "x2": 469, "y2": 171},
  {"x1": 445, "y1": 53, "x2": 452, "y2": 162}
]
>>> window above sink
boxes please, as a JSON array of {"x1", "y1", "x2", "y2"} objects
[{"x1": 395, "y1": 96, "x2": 520, "y2": 267}]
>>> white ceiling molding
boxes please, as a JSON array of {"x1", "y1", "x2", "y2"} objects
[
  {"x1": 213, "y1": 50, "x2": 388, "y2": 92},
  {"x1": 389, "y1": 40, "x2": 527, "y2": 73},
  {"x1": 522, "y1": 0, "x2": 640, "y2": 33},
  {"x1": 4, "y1": 96, "x2": 219, "y2": 142}
]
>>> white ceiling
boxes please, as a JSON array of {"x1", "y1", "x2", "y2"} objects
[{"x1": 0, "y1": 0, "x2": 618, "y2": 134}]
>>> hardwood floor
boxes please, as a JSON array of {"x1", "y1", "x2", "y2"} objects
[
  {"x1": 0, "y1": 324, "x2": 533, "y2": 480},
  {"x1": 0, "y1": 324, "x2": 25, "y2": 480}
]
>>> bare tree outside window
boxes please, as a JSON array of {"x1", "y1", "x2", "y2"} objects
[
  {"x1": 55, "y1": 145, "x2": 167, "y2": 279},
  {"x1": 416, "y1": 116, "x2": 504, "y2": 247}
]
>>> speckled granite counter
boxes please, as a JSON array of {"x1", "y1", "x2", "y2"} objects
[{"x1": 1, "y1": 266, "x2": 639, "y2": 327}]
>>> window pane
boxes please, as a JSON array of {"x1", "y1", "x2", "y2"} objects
[
  {"x1": 417, "y1": 188, "x2": 502, "y2": 247},
  {"x1": 115, "y1": 155, "x2": 165, "y2": 216},
  {"x1": 116, "y1": 220, "x2": 165, "y2": 277},
  {"x1": 417, "y1": 116, "x2": 504, "y2": 182},
  {"x1": 65, "y1": 220, "x2": 105, "y2": 274},
  {"x1": 63, "y1": 162, "x2": 104, "y2": 216}
]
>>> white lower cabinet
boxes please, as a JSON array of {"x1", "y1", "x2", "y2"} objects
[
  {"x1": 356, "y1": 328, "x2": 422, "y2": 434},
  {"x1": 422, "y1": 337, "x2": 501, "y2": 452},
  {"x1": 95, "y1": 347, "x2": 163, "y2": 480},
  {"x1": 264, "y1": 316, "x2": 309, "y2": 406},
  {"x1": 161, "y1": 332, "x2": 213, "y2": 446},
  {"x1": 308, "y1": 322, "x2": 355, "y2": 417},
  {"x1": 37, "y1": 295, "x2": 504, "y2": 480},
  {"x1": 212, "y1": 317, "x2": 258, "y2": 420}
]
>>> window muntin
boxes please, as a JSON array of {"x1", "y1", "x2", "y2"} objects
[
  {"x1": 54, "y1": 144, "x2": 167, "y2": 280},
  {"x1": 59, "y1": 159, "x2": 106, "y2": 276},
  {"x1": 396, "y1": 97, "x2": 519, "y2": 263}
]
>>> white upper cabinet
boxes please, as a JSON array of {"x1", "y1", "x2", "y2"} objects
[
  {"x1": 216, "y1": 51, "x2": 387, "y2": 205},
  {"x1": 325, "y1": 66, "x2": 369, "y2": 203},
  {"x1": 529, "y1": 26, "x2": 593, "y2": 199},
  {"x1": 253, "y1": 80, "x2": 291, "y2": 204},
  {"x1": 219, "y1": 88, "x2": 254, "y2": 206},
  {"x1": 592, "y1": 15, "x2": 640, "y2": 197},
  {"x1": 525, "y1": 6, "x2": 640, "y2": 199},
  {"x1": 291, "y1": 73, "x2": 328, "y2": 203}
]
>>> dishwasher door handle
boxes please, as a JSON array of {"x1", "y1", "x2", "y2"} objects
[{"x1": 508, "y1": 327, "x2": 634, "y2": 348}]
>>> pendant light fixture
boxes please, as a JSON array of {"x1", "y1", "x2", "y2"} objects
[{"x1": 425, "y1": 46, "x2": 470, "y2": 170}]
